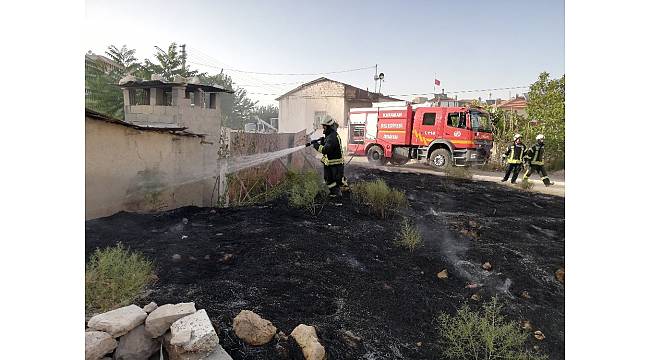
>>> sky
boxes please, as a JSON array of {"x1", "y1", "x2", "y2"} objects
[{"x1": 85, "y1": 0, "x2": 564, "y2": 105}]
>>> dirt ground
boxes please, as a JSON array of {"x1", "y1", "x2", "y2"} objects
[{"x1": 86, "y1": 165, "x2": 565, "y2": 360}]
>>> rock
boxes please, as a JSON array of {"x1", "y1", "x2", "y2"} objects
[
  {"x1": 534, "y1": 330, "x2": 545, "y2": 340},
  {"x1": 182, "y1": 218, "x2": 189, "y2": 224},
  {"x1": 165, "y1": 344, "x2": 232, "y2": 360},
  {"x1": 190, "y1": 256, "x2": 197, "y2": 261},
  {"x1": 170, "y1": 329, "x2": 192, "y2": 347},
  {"x1": 465, "y1": 283, "x2": 479, "y2": 289},
  {"x1": 182, "y1": 235, "x2": 189, "y2": 240},
  {"x1": 145, "y1": 302, "x2": 196, "y2": 337},
  {"x1": 143, "y1": 302, "x2": 158, "y2": 313},
  {"x1": 468, "y1": 220, "x2": 479, "y2": 228},
  {"x1": 340, "y1": 330, "x2": 361, "y2": 349},
  {"x1": 169, "y1": 309, "x2": 219, "y2": 353},
  {"x1": 416, "y1": 341, "x2": 422, "y2": 347},
  {"x1": 290, "y1": 324, "x2": 325, "y2": 360},
  {"x1": 114, "y1": 325, "x2": 159, "y2": 360},
  {"x1": 482, "y1": 262, "x2": 492, "y2": 271},
  {"x1": 471, "y1": 294, "x2": 480, "y2": 301},
  {"x1": 555, "y1": 267, "x2": 565, "y2": 283},
  {"x1": 87, "y1": 305, "x2": 148, "y2": 337},
  {"x1": 86, "y1": 331, "x2": 118, "y2": 360},
  {"x1": 520, "y1": 291, "x2": 531, "y2": 299},
  {"x1": 521, "y1": 320, "x2": 533, "y2": 331},
  {"x1": 222, "y1": 253, "x2": 234, "y2": 262},
  {"x1": 437, "y1": 269, "x2": 448, "y2": 279},
  {"x1": 172, "y1": 254, "x2": 182, "y2": 261},
  {"x1": 210, "y1": 209, "x2": 216, "y2": 214},
  {"x1": 233, "y1": 310, "x2": 277, "y2": 346},
  {"x1": 204, "y1": 255, "x2": 211, "y2": 260}
]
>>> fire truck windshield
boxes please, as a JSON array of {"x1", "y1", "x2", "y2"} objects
[{"x1": 470, "y1": 111, "x2": 491, "y2": 132}]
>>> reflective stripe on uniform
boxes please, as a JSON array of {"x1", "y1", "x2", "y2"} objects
[
  {"x1": 507, "y1": 145, "x2": 525, "y2": 164},
  {"x1": 327, "y1": 182, "x2": 337, "y2": 188},
  {"x1": 320, "y1": 134, "x2": 344, "y2": 166},
  {"x1": 531, "y1": 160, "x2": 544, "y2": 165},
  {"x1": 541, "y1": 176, "x2": 549, "y2": 180}
]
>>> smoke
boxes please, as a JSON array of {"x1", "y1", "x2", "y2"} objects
[{"x1": 417, "y1": 206, "x2": 513, "y2": 296}]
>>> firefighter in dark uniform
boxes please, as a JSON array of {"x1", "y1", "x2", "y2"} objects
[
  {"x1": 523, "y1": 134, "x2": 554, "y2": 186},
  {"x1": 501, "y1": 134, "x2": 526, "y2": 183},
  {"x1": 306, "y1": 115, "x2": 346, "y2": 199}
]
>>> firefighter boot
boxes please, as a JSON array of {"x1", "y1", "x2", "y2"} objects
[{"x1": 542, "y1": 177, "x2": 554, "y2": 187}]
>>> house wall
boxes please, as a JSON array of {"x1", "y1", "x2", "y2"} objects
[
  {"x1": 278, "y1": 81, "x2": 346, "y2": 135},
  {"x1": 85, "y1": 116, "x2": 218, "y2": 220}
]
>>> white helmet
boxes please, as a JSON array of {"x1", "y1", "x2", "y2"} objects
[
  {"x1": 513, "y1": 134, "x2": 522, "y2": 141},
  {"x1": 536, "y1": 134, "x2": 545, "y2": 141},
  {"x1": 320, "y1": 115, "x2": 335, "y2": 126}
]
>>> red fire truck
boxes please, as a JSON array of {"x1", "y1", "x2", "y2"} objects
[{"x1": 347, "y1": 101, "x2": 493, "y2": 169}]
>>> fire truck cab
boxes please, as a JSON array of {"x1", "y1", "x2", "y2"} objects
[{"x1": 347, "y1": 101, "x2": 493, "y2": 169}]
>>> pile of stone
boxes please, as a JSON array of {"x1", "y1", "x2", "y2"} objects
[
  {"x1": 85, "y1": 302, "x2": 231, "y2": 360},
  {"x1": 86, "y1": 303, "x2": 327, "y2": 360}
]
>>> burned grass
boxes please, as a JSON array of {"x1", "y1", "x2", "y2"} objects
[{"x1": 85, "y1": 165, "x2": 565, "y2": 359}]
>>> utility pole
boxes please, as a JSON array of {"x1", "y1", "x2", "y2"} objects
[
  {"x1": 180, "y1": 44, "x2": 187, "y2": 74},
  {"x1": 374, "y1": 64, "x2": 378, "y2": 93}
]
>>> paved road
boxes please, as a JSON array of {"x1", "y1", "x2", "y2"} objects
[{"x1": 347, "y1": 157, "x2": 565, "y2": 197}]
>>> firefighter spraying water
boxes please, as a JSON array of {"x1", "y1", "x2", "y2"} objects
[{"x1": 306, "y1": 115, "x2": 347, "y2": 203}]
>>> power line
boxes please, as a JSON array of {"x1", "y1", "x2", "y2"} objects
[
  {"x1": 246, "y1": 85, "x2": 531, "y2": 98},
  {"x1": 221, "y1": 65, "x2": 377, "y2": 76},
  {"x1": 387, "y1": 86, "x2": 530, "y2": 97}
]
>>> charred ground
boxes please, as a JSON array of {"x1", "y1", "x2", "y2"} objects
[{"x1": 85, "y1": 165, "x2": 565, "y2": 360}]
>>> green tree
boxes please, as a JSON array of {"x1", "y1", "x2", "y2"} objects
[
  {"x1": 105, "y1": 45, "x2": 140, "y2": 75},
  {"x1": 142, "y1": 43, "x2": 203, "y2": 80},
  {"x1": 527, "y1": 72, "x2": 565, "y2": 166},
  {"x1": 85, "y1": 57, "x2": 124, "y2": 119},
  {"x1": 254, "y1": 104, "x2": 279, "y2": 124}
]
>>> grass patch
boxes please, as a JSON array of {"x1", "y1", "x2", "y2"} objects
[
  {"x1": 396, "y1": 218, "x2": 423, "y2": 251},
  {"x1": 438, "y1": 297, "x2": 547, "y2": 360},
  {"x1": 86, "y1": 243, "x2": 155, "y2": 313},
  {"x1": 444, "y1": 166, "x2": 473, "y2": 179},
  {"x1": 286, "y1": 170, "x2": 328, "y2": 215},
  {"x1": 352, "y1": 179, "x2": 408, "y2": 218},
  {"x1": 520, "y1": 178, "x2": 535, "y2": 191}
]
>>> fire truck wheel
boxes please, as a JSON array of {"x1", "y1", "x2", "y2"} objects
[
  {"x1": 429, "y1": 148, "x2": 451, "y2": 169},
  {"x1": 367, "y1": 145, "x2": 388, "y2": 166}
]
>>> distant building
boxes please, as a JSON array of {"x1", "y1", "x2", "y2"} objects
[
  {"x1": 497, "y1": 96, "x2": 528, "y2": 117},
  {"x1": 85, "y1": 51, "x2": 123, "y2": 74},
  {"x1": 276, "y1": 77, "x2": 400, "y2": 146},
  {"x1": 430, "y1": 91, "x2": 458, "y2": 107}
]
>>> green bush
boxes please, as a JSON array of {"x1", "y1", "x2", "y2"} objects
[
  {"x1": 396, "y1": 218, "x2": 423, "y2": 252},
  {"x1": 286, "y1": 170, "x2": 328, "y2": 215},
  {"x1": 438, "y1": 297, "x2": 547, "y2": 360},
  {"x1": 352, "y1": 179, "x2": 407, "y2": 218},
  {"x1": 444, "y1": 166, "x2": 473, "y2": 179},
  {"x1": 86, "y1": 243, "x2": 155, "y2": 313}
]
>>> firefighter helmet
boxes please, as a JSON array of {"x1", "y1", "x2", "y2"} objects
[
  {"x1": 536, "y1": 134, "x2": 545, "y2": 141},
  {"x1": 320, "y1": 115, "x2": 335, "y2": 126},
  {"x1": 513, "y1": 134, "x2": 522, "y2": 141}
]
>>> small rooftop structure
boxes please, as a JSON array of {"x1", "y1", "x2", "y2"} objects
[{"x1": 120, "y1": 76, "x2": 234, "y2": 140}]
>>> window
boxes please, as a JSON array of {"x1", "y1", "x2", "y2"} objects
[
  {"x1": 209, "y1": 93, "x2": 217, "y2": 109},
  {"x1": 470, "y1": 111, "x2": 491, "y2": 132},
  {"x1": 423, "y1": 112, "x2": 436, "y2": 126},
  {"x1": 447, "y1": 112, "x2": 467, "y2": 129},
  {"x1": 314, "y1": 111, "x2": 327, "y2": 130},
  {"x1": 162, "y1": 90, "x2": 173, "y2": 106},
  {"x1": 129, "y1": 88, "x2": 150, "y2": 105}
]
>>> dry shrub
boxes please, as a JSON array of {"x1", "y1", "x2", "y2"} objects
[
  {"x1": 520, "y1": 178, "x2": 535, "y2": 191},
  {"x1": 86, "y1": 243, "x2": 154, "y2": 313},
  {"x1": 286, "y1": 170, "x2": 328, "y2": 215},
  {"x1": 444, "y1": 166, "x2": 473, "y2": 179},
  {"x1": 438, "y1": 297, "x2": 547, "y2": 360},
  {"x1": 396, "y1": 218, "x2": 423, "y2": 252},
  {"x1": 352, "y1": 179, "x2": 407, "y2": 218}
]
